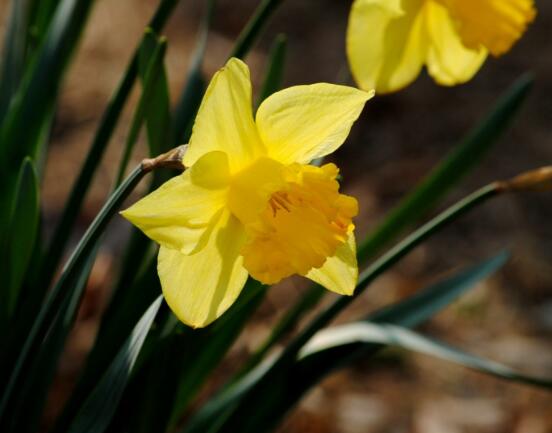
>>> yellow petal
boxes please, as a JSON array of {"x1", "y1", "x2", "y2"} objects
[
  {"x1": 346, "y1": 0, "x2": 428, "y2": 93},
  {"x1": 425, "y1": 1, "x2": 487, "y2": 86},
  {"x1": 121, "y1": 151, "x2": 230, "y2": 254},
  {"x1": 438, "y1": 0, "x2": 536, "y2": 57},
  {"x1": 240, "y1": 163, "x2": 358, "y2": 285},
  {"x1": 255, "y1": 83, "x2": 372, "y2": 165},
  {"x1": 183, "y1": 58, "x2": 264, "y2": 172},
  {"x1": 306, "y1": 231, "x2": 358, "y2": 296},
  {"x1": 158, "y1": 210, "x2": 248, "y2": 328}
]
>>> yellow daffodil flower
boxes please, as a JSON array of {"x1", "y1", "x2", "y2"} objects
[
  {"x1": 347, "y1": 0, "x2": 536, "y2": 93},
  {"x1": 121, "y1": 58, "x2": 373, "y2": 328}
]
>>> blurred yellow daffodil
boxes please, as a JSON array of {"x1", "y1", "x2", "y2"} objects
[
  {"x1": 121, "y1": 58, "x2": 372, "y2": 328},
  {"x1": 347, "y1": 0, "x2": 536, "y2": 93}
]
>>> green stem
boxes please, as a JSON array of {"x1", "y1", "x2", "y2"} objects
[{"x1": 0, "y1": 165, "x2": 146, "y2": 422}]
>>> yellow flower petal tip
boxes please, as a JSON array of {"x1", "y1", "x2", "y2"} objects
[
  {"x1": 346, "y1": 0, "x2": 536, "y2": 93},
  {"x1": 123, "y1": 57, "x2": 369, "y2": 327}
]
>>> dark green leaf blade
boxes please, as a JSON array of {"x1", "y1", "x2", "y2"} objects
[
  {"x1": 115, "y1": 34, "x2": 168, "y2": 186},
  {"x1": 7, "y1": 253, "x2": 96, "y2": 433},
  {"x1": 70, "y1": 4, "x2": 219, "y2": 427},
  {"x1": 167, "y1": 280, "x2": 267, "y2": 427},
  {"x1": 0, "y1": 0, "x2": 33, "y2": 122},
  {"x1": 1, "y1": 158, "x2": 40, "y2": 324},
  {"x1": 256, "y1": 34, "x2": 287, "y2": 106},
  {"x1": 180, "y1": 253, "x2": 509, "y2": 433},
  {"x1": 241, "y1": 75, "x2": 533, "y2": 377},
  {"x1": 38, "y1": 0, "x2": 179, "y2": 294},
  {"x1": 300, "y1": 322, "x2": 552, "y2": 389},
  {"x1": 0, "y1": 0, "x2": 95, "y2": 176},
  {"x1": 230, "y1": 0, "x2": 285, "y2": 59},
  {"x1": 138, "y1": 29, "x2": 172, "y2": 157},
  {"x1": 358, "y1": 74, "x2": 533, "y2": 262},
  {"x1": 367, "y1": 251, "x2": 509, "y2": 326},
  {"x1": 170, "y1": 0, "x2": 216, "y2": 147},
  {"x1": 0, "y1": 166, "x2": 146, "y2": 425},
  {"x1": 66, "y1": 296, "x2": 163, "y2": 433}
]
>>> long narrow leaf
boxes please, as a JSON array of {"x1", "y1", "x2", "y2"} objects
[
  {"x1": 115, "y1": 35, "x2": 168, "y2": 186},
  {"x1": 8, "y1": 253, "x2": 96, "y2": 433},
  {"x1": 300, "y1": 322, "x2": 552, "y2": 389},
  {"x1": 170, "y1": 0, "x2": 216, "y2": 146},
  {"x1": 53, "y1": 254, "x2": 162, "y2": 433},
  {"x1": 69, "y1": 4, "x2": 217, "y2": 419},
  {"x1": 0, "y1": 166, "x2": 146, "y2": 424},
  {"x1": 66, "y1": 296, "x2": 163, "y2": 433},
  {"x1": 0, "y1": 158, "x2": 39, "y2": 325},
  {"x1": 181, "y1": 253, "x2": 509, "y2": 433},
  {"x1": 256, "y1": 34, "x2": 287, "y2": 106},
  {"x1": 167, "y1": 280, "x2": 267, "y2": 426},
  {"x1": 230, "y1": 0, "x2": 285, "y2": 59},
  {"x1": 138, "y1": 30, "x2": 172, "y2": 157},
  {"x1": 38, "y1": 0, "x2": 179, "y2": 293},
  {"x1": 0, "y1": 0, "x2": 95, "y2": 182},
  {"x1": 0, "y1": 0, "x2": 33, "y2": 122},
  {"x1": 357, "y1": 74, "x2": 533, "y2": 262},
  {"x1": 242, "y1": 75, "x2": 533, "y2": 374}
]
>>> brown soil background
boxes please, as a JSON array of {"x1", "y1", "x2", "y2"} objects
[{"x1": 2, "y1": 0, "x2": 552, "y2": 432}]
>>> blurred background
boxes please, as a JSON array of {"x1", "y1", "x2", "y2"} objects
[{"x1": 1, "y1": 0, "x2": 552, "y2": 432}]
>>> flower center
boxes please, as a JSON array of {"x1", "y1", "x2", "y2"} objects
[
  {"x1": 268, "y1": 191, "x2": 292, "y2": 215},
  {"x1": 435, "y1": 0, "x2": 536, "y2": 56},
  {"x1": 231, "y1": 160, "x2": 358, "y2": 285}
]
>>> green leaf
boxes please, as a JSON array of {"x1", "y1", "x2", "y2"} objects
[
  {"x1": 366, "y1": 252, "x2": 509, "y2": 326},
  {"x1": 115, "y1": 34, "x2": 168, "y2": 186},
  {"x1": 0, "y1": 166, "x2": 146, "y2": 425},
  {"x1": 6, "y1": 253, "x2": 96, "y2": 433},
  {"x1": 300, "y1": 322, "x2": 552, "y2": 389},
  {"x1": 0, "y1": 0, "x2": 95, "y2": 185},
  {"x1": 0, "y1": 0, "x2": 33, "y2": 122},
  {"x1": 138, "y1": 29, "x2": 172, "y2": 156},
  {"x1": 37, "y1": 0, "x2": 180, "y2": 295},
  {"x1": 242, "y1": 75, "x2": 533, "y2": 376},
  {"x1": 0, "y1": 158, "x2": 39, "y2": 325},
  {"x1": 66, "y1": 296, "x2": 163, "y2": 433},
  {"x1": 104, "y1": 280, "x2": 266, "y2": 433},
  {"x1": 236, "y1": 278, "x2": 319, "y2": 379},
  {"x1": 53, "y1": 254, "x2": 162, "y2": 433},
  {"x1": 170, "y1": 0, "x2": 216, "y2": 147},
  {"x1": 357, "y1": 74, "x2": 533, "y2": 262},
  {"x1": 27, "y1": 0, "x2": 61, "y2": 51},
  {"x1": 256, "y1": 34, "x2": 287, "y2": 106},
  {"x1": 230, "y1": 0, "x2": 285, "y2": 59},
  {"x1": 167, "y1": 280, "x2": 267, "y2": 426},
  {"x1": 275, "y1": 184, "x2": 498, "y2": 366},
  {"x1": 66, "y1": 5, "x2": 217, "y2": 426},
  {"x1": 180, "y1": 253, "x2": 509, "y2": 433},
  {"x1": 237, "y1": 183, "x2": 499, "y2": 391},
  {"x1": 0, "y1": 0, "x2": 95, "y2": 257}
]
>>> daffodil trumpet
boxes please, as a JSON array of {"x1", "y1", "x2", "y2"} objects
[
  {"x1": 122, "y1": 58, "x2": 373, "y2": 328},
  {"x1": 347, "y1": 0, "x2": 536, "y2": 93}
]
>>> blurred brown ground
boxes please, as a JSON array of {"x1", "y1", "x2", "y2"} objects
[{"x1": 2, "y1": 0, "x2": 552, "y2": 432}]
